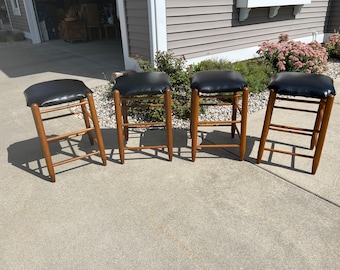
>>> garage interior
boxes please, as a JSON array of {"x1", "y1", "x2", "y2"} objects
[{"x1": 34, "y1": 0, "x2": 120, "y2": 43}]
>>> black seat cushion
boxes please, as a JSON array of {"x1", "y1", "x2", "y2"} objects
[
  {"x1": 268, "y1": 72, "x2": 336, "y2": 98},
  {"x1": 190, "y1": 70, "x2": 247, "y2": 93},
  {"x1": 113, "y1": 72, "x2": 172, "y2": 97},
  {"x1": 24, "y1": 79, "x2": 92, "y2": 107}
]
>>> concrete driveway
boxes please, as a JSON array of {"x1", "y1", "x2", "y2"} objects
[{"x1": 1, "y1": 40, "x2": 339, "y2": 269}]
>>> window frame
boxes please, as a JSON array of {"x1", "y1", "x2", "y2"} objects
[{"x1": 10, "y1": 0, "x2": 21, "y2": 16}]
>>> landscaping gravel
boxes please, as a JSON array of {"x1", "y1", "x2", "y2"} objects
[{"x1": 92, "y1": 58, "x2": 340, "y2": 129}]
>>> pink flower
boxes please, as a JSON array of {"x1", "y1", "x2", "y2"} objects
[
  {"x1": 277, "y1": 61, "x2": 286, "y2": 71},
  {"x1": 294, "y1": 61, "x2": 304, "y2": 68},
  {"x1": 278, "y1": 52, "x2": 285, "y2": 60},
  {"x1": 258, "y1": 33, "x2": 328, "y2": 74}
]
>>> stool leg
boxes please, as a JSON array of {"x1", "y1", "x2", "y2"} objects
[
  {"x1": 114, "y1": 90, "x2": 125, "y2": 164},
  {"x1": 88, "y1": 28, "x2": 92, "y2": 41},
  {"x1": 31, "y1": 104, "x2": 56, "y2": 182},
  {"x1": 98, "y1": 27, "x2": 102, "y2": 40},
  {"x1": 231, "y1": 91, "x2": 238, "y2": 138},
  {"x1": 257, "y1": 89, "x2": 276, "y2": 164},
  {"x1": 189, "y1": 89, "x2": 195, "y2": 139},
  {"x1": 122, "y1": 99, "x2": 129, "y2": 141},
  {"x1": 80, "y1": 99, "x2": 94, "y2": 145},
  {"x1": 165, "y1": 88, "x2": 173, "y2": 161},
  {"x1": 87, "y1": 93, "x2": 107, "y2": 166},
  {"x1": 310, "y1": 100, "x2": 325, "y2": 149},
  {"x1": 240, "y1": 87, "x2": 248, "y2": 161},
  {"x1": 191, "y1": 89, "x2": 200, "y2": 162},
  {"x1": 312, "y1": 95, "x2": 334, "y2": 174}
]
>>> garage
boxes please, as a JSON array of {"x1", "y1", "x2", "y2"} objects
[{"x1": 33, "y1": 0, "x2": 120, "y2": 42}]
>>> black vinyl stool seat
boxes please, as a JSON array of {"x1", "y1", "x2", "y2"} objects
[
  {"x1": 113, "y1": 72, "x2": 173, "y2": 164},
  {"x1": 190, "y1": 70, "x2": 249, "y2": 161},
  {"x1": 24, "y1": 79, "x2": 107, "y2": 182},
  {"x1": 257, "y1": 72, "x2": 336, "y2": 174}
]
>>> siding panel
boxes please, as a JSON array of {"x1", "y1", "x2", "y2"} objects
[
  {"x1": 125, "y1": 0, "x2": 150, "y2": 59},
  {"x1": 6, "y1": 0, "x2": 29, "y2": 32},
  {"x1": 166, "y1": 0, "x2": 332, "y2": 60}
]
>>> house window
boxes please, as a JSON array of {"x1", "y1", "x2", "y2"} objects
[
  {"x1": 236, "y1": 0, "x2": 312, "y2": 21},
  {"x1": 11, "y1": 0, "x2": 21, "y2": 16}
]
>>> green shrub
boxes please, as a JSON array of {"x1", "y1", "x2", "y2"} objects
[
  {"x1": 324, "y1": 33, "x2": 340, "y2": 59},
  {"x1": 0, "y1": 30, "x2": 25, "y2": 42},
  {"x1": 193, "y1": 58, "x2": 274, "y2": 93},
  {"x1": 11, "y1": 31, "x2": 25, "y2": 41},
  {"x1": 192, "y1": 58, "x2": 233, "y2": 70}
]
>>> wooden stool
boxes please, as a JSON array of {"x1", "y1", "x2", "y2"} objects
[
  {"x1": 257, "y1": 72, "x2": 336, "y2": 174},
  {"x1": 190, "y1": 70, "x2": 249, "y2": 161},
  {"x1": 86, "y1": 25, "x2": 102, "y2": 41},
  {"x1": 24, "y1": 79, "x2": 107, "y2": 182},
  {"x1": 102, "y1": 24, "x2": 118, "y2": 39},
  {"x1": 113, "y1": 72, "x2": 173, "y2": 164}
]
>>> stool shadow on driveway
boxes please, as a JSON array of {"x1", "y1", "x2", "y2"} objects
[
  {"x1": 7, "y1": 128, "x2": 189, "y2": 181},
  {"x1": 7, "y1": 129, "x2": 117, "y2": 182},
  {"x1": 246, "y1": 137, "x2": 316, "y2": 174},
  {"x1": 7, "y1": 128, "x2": 271, "y2": 182},
  {"x1": 8, "y1": 136, "x2": 64, "y2": 182},
  {"x1": 113, "y1": 128, "x2": 190, "y2": 162},
  {"x1": 91, "y1": 128, "x2": 119, "y2": 163},
  {"x1": 191, "y1": 129, "x2": 257, "y2": 162}
]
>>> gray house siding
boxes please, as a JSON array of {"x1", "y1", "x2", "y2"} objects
[
  {"x1": 125, "y1": 0, "x2": 150, "y2": 59},
  {"x1": 326, "y1": 0, "x2": 340, "y2": 33},
  {"x1": 5, "y1": 0, "x2": 29, "y2": 32},
  {"x1": 166, "y1": 0, "x2": 331, "y2": 60}
]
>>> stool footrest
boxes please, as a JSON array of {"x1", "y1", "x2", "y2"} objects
[
  {"x1": 198, "y1": 144, "x2": 240, "y2": 149},
  {"x1": 200, "y1": 102, "x2": 233, "y2": 106},
  {"x1": 126, "y1": 104, "x2": 164, "y2": 109},
  {"x1": 276, "y1": 96, "x2": 322, "y2": 105},
  {"x1": 198, "y1": 120, "x2": 240, "y2": 126},
  {"x1": 269, "y1": 124, "x2": 314, "y2": 136},
  {"x1": 123, "y1": 122, "x2": 165, "y2": 128},
  {"x1": 125, "y1": 145, "x2": 167, "y2": 150},
  {"x1": 274, "y1": 105, "x2": 318, "y2": 114},
  {"x1": 46, "y1": 127, "x2": 94, "y2": 142},
  {"x1": 263, "y1": 147, "x2": 313, "y2": 159},
  {"x1": 43, "y1": 112, "x2": 75, "y2": 121},
  {"x1": 40, "y1": 100, "x2": 88, "y2": 114},
  {"x1": 199, "y1": 93, "x2": 242, "y2": 99},
  {"x1": 123, "y1": 95, "x2": 164, "y2": 101}
]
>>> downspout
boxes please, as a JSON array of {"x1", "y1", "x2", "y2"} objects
[
  {"x1": 148, "y1": 0, "x2": 157, "y2": 64},
  {"x1": 117, "y1": 0, "x2": 133, "y2": 70},
  {"x1": 148, "y1": 0, "x2": 167, "y2": 64},
  {"x1": 23, "y1": 0, "x2": 41, "y2": 43}
]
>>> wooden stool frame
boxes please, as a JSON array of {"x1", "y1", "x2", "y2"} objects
[
  {"x1": 190, "y1": 88, "x2": 249, "y2": 161},
  {"x1": 113, "y1": 89, "x2": 173, "y2": 164},
  {"x1": 257, "y1": 89, "x2": 335, "y2": 174},
  {"x1": 30, "y1": 92, "x2": 107, "y2": 182},
  {"x1": 86, "y1": 25, "x2": 102, "y2": 41}
]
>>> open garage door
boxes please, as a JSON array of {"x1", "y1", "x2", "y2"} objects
[{"x1": 33, "y1": 0, "x2": 120, "y2": 42}]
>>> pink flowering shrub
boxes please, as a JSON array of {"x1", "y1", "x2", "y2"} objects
[
  {"x1": 257, "y1": 34, "x2": 328, "y2": 74},
  {"x1": 324, "y1": 34, "x2": 340, "y2": 59}
]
